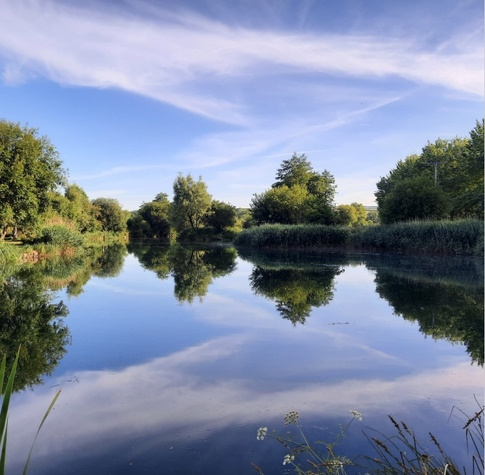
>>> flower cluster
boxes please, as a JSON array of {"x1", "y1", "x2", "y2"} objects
[
  {"x1": 256, "y1": 426, "x2": 268, "y2": 440},
  {"x1": 284, "y1": 410, "x2": 299, "y2": 425},
  {"x1": 349, "y1": 410, "x2": 363, "y2": 421},
  {"x1": 283, "y1": 454, "x2": 295, "y2": 465}
]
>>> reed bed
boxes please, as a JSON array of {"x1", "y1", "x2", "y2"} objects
[
  {"x1": 234, "y1": 219, "x2": 483, "y2": 256},
  {"x1": 234, "y1": 224, "x2": 351, "y2": 249}
]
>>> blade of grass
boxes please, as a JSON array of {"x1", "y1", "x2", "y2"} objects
[
  {"x1": 22, "y1": 389, "x2": 61, "y2": 475},
  {"x1": 0, "y1": 348, "x2": 20, "y2": 475}
]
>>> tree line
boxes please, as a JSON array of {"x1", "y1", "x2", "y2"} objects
[{"x1": 0, "y1": 118, "x2": 482, "y2": 243}]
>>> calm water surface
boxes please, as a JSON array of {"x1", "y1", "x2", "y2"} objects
[{"x1": 3, "y1": 244, "x2": 483, "y2": 474}]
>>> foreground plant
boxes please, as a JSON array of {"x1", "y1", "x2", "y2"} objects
[
  {"x1": 0, "y1": 348, "x2": 61, "y2": 474},
  {"x1": 254, "y1": 410, "x2": 362, "y2": 474},
  {"x1": 255, "y1": 403, "x2": 484, "y2": 475}
]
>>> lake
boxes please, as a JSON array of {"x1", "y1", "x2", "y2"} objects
[{"x1": 3, "y1": 244, "x2": 484, "y2": 474}]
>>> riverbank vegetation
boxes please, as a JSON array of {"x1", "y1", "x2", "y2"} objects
[
  {"x1": 234, "y1": 219, "x2": 483, "y2": 256},
  {"x1": 1, "y1": 118, "x2": 483, "y2": 255},
  {"x1": 255, "y1": 404, "x2": 484, "y2": 475}
]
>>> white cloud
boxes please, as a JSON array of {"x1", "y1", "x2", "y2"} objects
[{"x1": 0, "y1": 0, "x2": 482, "y2": 127}]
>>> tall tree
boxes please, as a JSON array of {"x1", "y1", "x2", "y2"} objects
[
  {"x1": 129, "y1": 193, "x2": 171, "y2": 239},
  {"x1": 169, "y1": 174, "x2": 211, "y2": 233},
  {"x1": 251, "y1": 185, "x2": 308, "y2": 225},
  {"x1": 65, "y1": 184, "x2": 98, "y2": 232},
  {"x1": 0, "y1": 120, "x2": 67, "y2": 239},
  {"x1": 376, "y1": 123, "x2": 483, "y2": 223},
  {"x1": 273, "y1": 153, "x2": 314, "y2": 188},
  {"x1": 204, "y1": 200, "x2": 237, "y2": 232},
  {"x1": 91, "y1": 197, "x2": 127, "y2": 233}
]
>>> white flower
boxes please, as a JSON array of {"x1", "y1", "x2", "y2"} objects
[
  {"x1": 283, "y1": 454, "x2": 295, "y2": 465},
  {"x1": 350, "y1": 410, "x2": 362, "y2": 421},
  {"x1": 256, "y1": 426, "x2": 267, "y2": 440}
]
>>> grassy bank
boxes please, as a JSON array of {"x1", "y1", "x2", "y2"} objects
[{"x1": 234, "y1": 219, "x2": 484, "y2": 256}]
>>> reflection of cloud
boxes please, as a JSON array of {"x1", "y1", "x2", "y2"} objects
[{"x1": 7, "y1": 332, "x2": 482, "y2": 469}]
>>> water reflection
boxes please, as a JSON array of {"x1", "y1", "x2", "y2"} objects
[
  {"x1": 3, "y1": 246, "x2": 483, "y2": 474},
  {"x1": 366, "y1": 255, "x2": 484, "y2": 366},
  {"x1": 239, "y1": 249, "x2": 483, "y2": 364},
  {"x1": 0, "y1": 267, "x2": 69, "y2": 391},
  {"x1": 0, "y1": 244, "x2": 128, "y2": 391},
  {"x1": 128, "y1": 243, "x2": 237, "y2": 303}
]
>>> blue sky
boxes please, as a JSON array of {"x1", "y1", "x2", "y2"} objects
[{"x1": 0, "y1": 0, "x2": 482, "y2": 210}]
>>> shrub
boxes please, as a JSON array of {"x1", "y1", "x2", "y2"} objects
[{"x1": 38, "y1": 226, "x2": 84, "y2": 247}]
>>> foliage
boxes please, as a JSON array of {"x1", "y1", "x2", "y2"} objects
[
  {"x1": 0, "y1": 120, "x2": 67, "y2": 239},
  {"x1": 169, "y1": 174, "x2": 212, "y2": 233},
  {"x1": 235, "y1": 224, "x2": 351, "y2": 249},
  {"x1": 376, "y1": 122, "x2": 484, "y2": 223},
  {"x1": 273, "y1": 153, "x2": 314, "y2": 188},
  {"x1": 251, "y1": 185, "x2": 308, "y2": 225},
  {"x1": 355, "y1": 219, "x2": 483, "y2": 256},
  {"x1": 0, "y1": 268, "x2": 70, "y2": 391},
  {"x1": 128, "y1": 194, "x2": 171, "y2": 239},
  {"x1": 204, "y1": 200, "x2": 237, "y2": 232},
  {"x1": 378, "y1": 176, "x2": 450, "y2": 224},
  {"x1": 251, "y1": 154, "x2": 337, "y2": 225},
  {"x1": 235, "y1": 219, "x2": 483, "y2": 256},
  {"x1": 63, "y1": 184, "x2": 99, "y2": 232},
  {"x1": 91, "y1": 197, "x2": 127, "y2": 233},
  {"x1": 335, "y1": 203, "x2": 369, "y2": 227},
  {"x1": 38, "y1": 225, "x2": 84, "y2": 248}
]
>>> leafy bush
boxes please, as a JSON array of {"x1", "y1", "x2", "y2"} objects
[{"x1": 38, "y1": 226, "x2": 84, "y2": 247}]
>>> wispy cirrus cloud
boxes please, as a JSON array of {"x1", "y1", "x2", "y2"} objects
[{"x1": 0, "y1": 0, "x2": 482, "y2": 127}]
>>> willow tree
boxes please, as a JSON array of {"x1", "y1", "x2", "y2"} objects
[{"x1": 169, "y1": 173, "x2": 212, "y2": 233}]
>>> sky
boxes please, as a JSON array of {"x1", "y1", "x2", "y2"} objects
[{"x1": 0, "y1": 0, "x2": 483, "y2": 211}]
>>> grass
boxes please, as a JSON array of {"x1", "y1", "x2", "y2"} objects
[
  {"x1": 0, "y1": 348, "x2": 61, "y2": 475},
  {"x1": 256, "y1": 403, "x2": 484, "y2": 475},
  {"x1": 234, "y1": 219, "x2": 483, "y2": 256}
]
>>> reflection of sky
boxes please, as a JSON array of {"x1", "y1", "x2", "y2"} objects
[{"x1": 7, "y1": 255, "x2": 484, "y2": 474}]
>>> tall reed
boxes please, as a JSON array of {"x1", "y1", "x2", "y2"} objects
[{"x1": 234, "y1": 219, "x2": 483, "y2": 256}]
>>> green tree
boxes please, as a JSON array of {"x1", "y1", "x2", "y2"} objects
[
  {"x1": 169, "y1": 174, "x2": 212, "y2": 233},
  {"x1": 204, "y1": 200, "x2": 237, "y2": 232},
  {"x1": 273, "y1": 153, "x2": 314, "y2": 188},
  {"x1": 129, "y1": 193, "x2": 171, "y2": 239},
  {"x1": 64, "y1": 184, "x2": 98, "y2": 232},
  {"x1": 335, "y1": 203, "x2": 368, "y2": 227},
  {"x1": 252, "y1": 154, "x2": 337, "y2": 225},
  {"x1": 92, "y1": 197, "x2": 127, "y2": 233},
  {"x1": 251, "y1": 185, "x2": 308, "y2": 225},
  {"x1": 376, "y1": 123, "x2": 483, "y2": 223},
  {"x1": 379, "y1": 175, "x2": 450, "y2": 224},
  {"x1": 335, "y1": 204, "x2": 357, "y2": 226},
  {"x1": 0, "y1": 120, "x2": 67, "y2": 239}
]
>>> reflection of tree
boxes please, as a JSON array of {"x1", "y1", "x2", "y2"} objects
[
  {"x1": 170, "y1": 248, "x2": 213, "y2": 303},
  {"x1": 128, "y1": 244, "x2": 238, "y2": 304},
  {"x1": 0, "y1": 268, "x2": 70, "y2": 392},
  {"x1": 250, "y1": 266, "x2": 342, "y2": 325},
  {"x1": 127, "y1": 243, "x2": 171, "y2": 279},
  {"x1": 91, "y1": 244, "x2": 127, "y2": 278},
  {"x1": 37, "y1": 244, "x2": 128, "y2": 296},
  {"x1": 374, "y1": 271, "x2": 484, "y2": 366}
]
